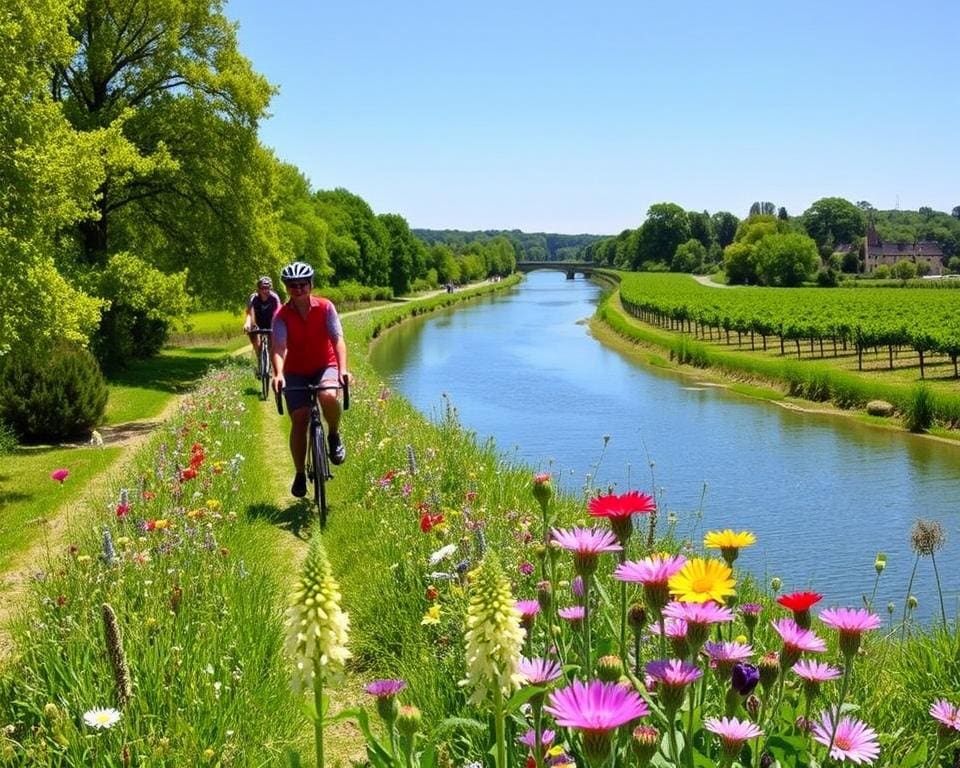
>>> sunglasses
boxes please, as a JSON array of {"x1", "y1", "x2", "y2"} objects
[{"x1": 286, "y1": 281, "x2": 311, "y2": 290}]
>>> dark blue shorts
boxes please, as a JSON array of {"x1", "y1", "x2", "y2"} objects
[{"x1": 284, "y1": 368, "x2": 340, "y2": 412}]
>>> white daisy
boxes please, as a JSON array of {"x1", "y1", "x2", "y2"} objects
[
  {"x1": 428, "y1": 543, "x2": 457, "y2": 566},
  {"x1": 83, "y1": 707, "x2": 121, "y2": 730}
]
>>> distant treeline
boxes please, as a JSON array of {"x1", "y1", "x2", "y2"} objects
[{"x1": 414, "y1": 229, "x2": 604, "y2": 262}]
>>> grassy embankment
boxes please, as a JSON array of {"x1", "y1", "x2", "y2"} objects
[
  {"x1": 2, "y1": 271, "x2": 956, "y2": 767},
  {"x1": 596, "y1": 272, "x2": 960, "y2": 439}
]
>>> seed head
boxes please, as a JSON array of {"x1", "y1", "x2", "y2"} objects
[{"x1": 910, "y1": 519, "x2": 946, "y2": 557}]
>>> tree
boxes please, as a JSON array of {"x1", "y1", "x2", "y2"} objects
[
  {"x1": 711, "y1": 211, "x2": 739, "y2": 248},
  {"x1": 754, "y1": 232, "x2": 819, "y2": 287},
  {"x1": 749, "y1": 202, "x2": 776, "y2": 216},
  {"x1": 52, "y1": 0, "x2": 276, "y2": 304},
  {"x1": 379, "y1": 213, "x2": 426, "y2": 295},
  {"x1": 634, "y1": 203, "x2": 690, "y2": 270},
  {"x1": 891, "y1": 259, "x2": 917, "y2": 281},
  {"x1": 672, "y1": 239, "x2": 706, "y2": 273},
  {"x1": 778, "y1": 206, "x2": 789, "y2": 220},
  {"x1": 723, "y1": 242, "x2": 757, "y2": 285},
  {"x1": 0, "y1": 0, "x2": 106, "y2": 355},
  {"x1": 801, "y1": 197, "x2": 866, "y2": 249},
  {"x1": 314, "y1": 189, "x2": 390, "y2": 286},
  {"x1": 688, "y1": 211, "x2": 714, "y2": 249},
  {"x1": 952, "y1": 206, "x2": 960, "y2": 220}
]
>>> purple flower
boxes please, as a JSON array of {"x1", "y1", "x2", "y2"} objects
[
  {"x1": 519, "y1": 561, "x2": 534, "y2": 576},
  {"x1": 518, "y1": 657, "x2": 563, "y2": 685},
  {"x1": 365, "y1": 679, "x2": 407, "y2": 698},
  {"x1": 550, "y1": 527, "x2": 622, "y2": 576},
  {"x1": 558, "y1": 605, "x2": 585, "y2": 624},
  {"x1": 731, "y1": 663, "x2": 760, "y2": 695},
  {"x1": 518, "y1": 728, "x2": 555, "y2": 749}
]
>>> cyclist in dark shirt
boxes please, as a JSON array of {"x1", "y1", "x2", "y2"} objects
[{"x1": 242, "y1": 276, "x2": 281, "y2": 373}]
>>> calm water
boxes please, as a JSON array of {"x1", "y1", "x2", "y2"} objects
[{"x1": 369, "y1": 271, "x2": 960, "y2": 622}]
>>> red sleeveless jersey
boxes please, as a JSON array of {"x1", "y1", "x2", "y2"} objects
[{"x1": 276, "y1": 296, "x2": 339, "y2": 375}]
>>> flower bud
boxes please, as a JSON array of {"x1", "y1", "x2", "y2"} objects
[
  {"x1": 397, "y1": 704, "x2": 421, "y2": 738},
  {"x1": 631, "y1": 725, "x2": 659, "y2": 767},
  {"x1": 532, "y1": 473, "x2": 552, "y2": 512},
  {"x1": 595, "y1": 655, "x2": 623, "y2": 683},
  {"x1": 745, "y1": 694, "x2": 761, "y2": 719},
  {"x1": 627, "y1": 603, "x2": 647, "y2": 634},
  {"x1": 907, "y1": 595, "x2": 919, "y2": 610},
  {"x1": 537, "y1": 580, "x2": 552, "y2": 612},
  {"x1": 757, "y1": 652, "x2": 779, "y2": 693},
  {"x1": 770, "y1": 577, "x2": 782, "y2": 593},
  {"x1": 874, "y1": 553, "x2": 886, "y2": 575}
]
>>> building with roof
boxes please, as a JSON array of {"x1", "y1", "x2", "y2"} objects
[{"x1": 837, "y1": 225, "x2": 945, "y2": 275}]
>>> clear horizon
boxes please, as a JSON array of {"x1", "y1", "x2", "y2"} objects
[{"x1": 228, "y1": 0, "x2": 959, "y2": 236}]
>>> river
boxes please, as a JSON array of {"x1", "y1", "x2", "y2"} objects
[{"x1": 369, "y1": 270, "x2": 960, "y2": 623}]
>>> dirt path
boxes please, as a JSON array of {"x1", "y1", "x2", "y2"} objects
[{"x1": 0, "y1": 396, "x2": 185, "y2": 658}]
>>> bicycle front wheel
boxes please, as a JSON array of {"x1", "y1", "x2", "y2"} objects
[{"x1": 310, "y1": 422, "x2": 327, "y2": 526}]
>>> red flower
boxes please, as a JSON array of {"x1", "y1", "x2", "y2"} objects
[
  {"x1": 425, "y1": 585, "x2": 438, "y2": 600},
  {"x1": 419, "y1": 513, "x2": 444, "y2": 533},
  {"x1": 180, "y1": 468, "x2": 197, "y2": 481},
  {"x1": 146, "y1": 520, "x2": 157, "y2": 531},
  {"x1": 588, "y1": 490, "x2": 656, "y2": 519},
  {"x1": 116, "y1": 503, "x2": 130, "y2": 518},
  {"x1": 777, "y1": 591, "x2": 823, "y2": 611},
  {"x1": 142, "y1": 491, "x2": 156, "y2": 501},
  {"x1": 465, "y1": 490, "x2": 478, "y2": 502}
]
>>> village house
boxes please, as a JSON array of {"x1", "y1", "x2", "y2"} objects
[{"x1": 838, "y1": 225, "x2": 945, "y2": 275}]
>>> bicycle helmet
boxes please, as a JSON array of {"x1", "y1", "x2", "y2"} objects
[
  {"x1": 257, "y1": 276, "x2": 272, "y2": 288},
  {"x1": 280, "y1": 261, "x2": 314, "y2": 283}
]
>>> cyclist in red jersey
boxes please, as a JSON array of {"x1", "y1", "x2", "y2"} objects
[{"x1": 271, "y1": 261, "x2": 350, "y2": 498}]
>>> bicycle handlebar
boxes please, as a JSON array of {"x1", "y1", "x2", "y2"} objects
[
  {"x1": 275, "y1": 376, "x2": 350, "y2": 416},
  {"x1": 248, "y1": 328, "x2": 273, "y2": 335}
]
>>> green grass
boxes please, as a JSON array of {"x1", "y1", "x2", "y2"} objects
[
  {"x1": 0, "y1": 446, "x2": 123, "y2": 571},
  {"x1": 168, "y1": 309, "x2": 245, "y2": 347},
  {"x1": 104, "y1": 346, "x2": 240, "y2": 424}
]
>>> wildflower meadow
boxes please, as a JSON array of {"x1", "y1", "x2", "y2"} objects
[{"x1": 0, "y1": 302, "x2": 958, "y2": 767}]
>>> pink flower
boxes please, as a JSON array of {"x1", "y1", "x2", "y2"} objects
[
  {"x1": 519, "y1": 561, "x2": 534, "y2": 576},
  {"x1": 550, "y1": 527, "x2": 621, "y2": 576},
  {"x1": 515, "y1": 599, "x2": 541, "y2": 626},
  {"x1": 588, "y1": 490, "x2": 656, "y2": 519},
  {"x1": 703, "y1": 641, "x2": 754, "y2": 664},
  {"x1": 518, "y1": 657, "x2": 562, "y2": 685},
  {"x1": 544, "y1": 679, "x2": 649, "y2": 730},
  {"x1": 663, "y1": 601, "x2": 734, "y2": 626},
  {"x1": 614, "y1": 555, "x2": 687, "y2": 586},
  {"x1": 771, "y1": 618, "x2": 826, "y2": 666},
  {"x1": 645, "y1": 659, "x2": 703, "y2": 687},
  {"x1": 365, "y1": 679, "x2": 407, "y2": 698},
  {"x1": 518, "y1": 727, "x2": 555, "y2": 749},
  {"x1": 792, "y1": 660, "x2": 842, "y2": 683},
  {"x1": 930, "y1": 700, "x2": 960, "y2": 732},
  {"x1": 50, "y1": 468, "x2": 69, "y2": 484},
  {"x1": 811, "y1": 710, "x2": 880, "y2": 765},
  {"x1": 704, "y1": 716, "x2": 763, "y2": 759},
  {"x1": 115, "y1": 503, "x2": 130, "y2": 518},
  {"x1": 558, "y1": 605, "x2": 586, "y2": 625},
  {"x1": 818, "y1": 607, "x2": 881, "y2": 657}
]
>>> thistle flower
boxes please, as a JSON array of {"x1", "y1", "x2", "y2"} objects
[
  {"x1": 558, "y1": 605, "x2": 585, "y2": 626},
  {"x1": 632, "y1": 725, "x2": 659, "y2": 767},
  {"x1": 518, "y1": 657, "x2": 563, "y2": 685},
  {"x1": 460, "y1": 556, "x2": 525, "y2": 706},
  {"x1": 366, "y1": 679, "x2": 406, "y2": 726},
  {"x1": 286, "y1": 534, "x2": 351, "y2": 693},
  {"x1": 669, "y1": 558, "x2": 736, "y2": 604},
  {"x1": 544, "y1": 680, "x2": 649, "y2": 765},
  {"x1": 818, "y1": 607, "x2": 881, "y2": 658},
  {"x1": 703, "y1": 641, "x2": 754, "y2": 680},
  {"x1": 516, "y1": 599, "x2": 541, "y2": 631},
  {"x1": 811, "y1": 710, "x2": 880, "y2": 765},
  {"x1": 50, "y1": 468, "x2": 69, "y2": 484},
  {"x1": 703, "y1": 529, "x2": 756, "y2": 566},
  {"x1": 99, "y1": 603, "x2": 132, "y2": 709},
  {"x1": 910, "y1": 519, "x2": 946, "y2": 556},
  {"x1": 550, "y1": 527, "x2": 621, "y2": 577}
]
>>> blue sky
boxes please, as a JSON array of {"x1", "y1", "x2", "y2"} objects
[{"x1": 227, "y1": 1, "x2": 959, "y2": 235}]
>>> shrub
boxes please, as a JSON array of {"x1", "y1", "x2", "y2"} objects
[
  {"x1": 902, "y1": 384, "x2": 935, "y2": 433},
  {"x1": 0, "y1": 342, "x2": 108, "y2": 441},
  {"x1": 0, "y1": 419, "x2": 16, "y2": 454}
]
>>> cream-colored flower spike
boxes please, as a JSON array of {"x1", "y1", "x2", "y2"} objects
[
  {"x1": 286, "y1": 533, "x2": 351, "y2": 694},
  {"x1": 460, "y1": 555, "x2": 526, "y2": 706}
]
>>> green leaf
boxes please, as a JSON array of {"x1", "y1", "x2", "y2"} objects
[
  {"x1": 897, "y1": 742, "x2": 927, "y2": 768},
  {"x1": 504, "y1": 685, "x2": 545, "y2": 713}
]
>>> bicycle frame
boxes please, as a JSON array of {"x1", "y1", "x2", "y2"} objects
[
  {"x1": 252, "y1": 329, "x2": 272, "y2": 400},
  {"x1": 276, "y1": 377, "x2": 349, "y2": 527}
]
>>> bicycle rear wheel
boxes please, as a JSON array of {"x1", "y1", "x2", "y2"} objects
[{"x1": 259, "y1": 343, "x2": 270, "y2": 400}]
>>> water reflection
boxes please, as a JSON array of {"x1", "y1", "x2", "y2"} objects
[{"x1": 369, "y1": 271, "x2": 960, "y2": 622}]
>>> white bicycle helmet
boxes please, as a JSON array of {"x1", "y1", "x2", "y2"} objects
[
  {"x1": 257, "y1": 275, "x2": 272, "y2": 288},
  {"x1": 280, "y1": 261, "x2": 314, "y2": 282}
]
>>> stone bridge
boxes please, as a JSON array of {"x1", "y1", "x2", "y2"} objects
[{"x1": 515, "y1": 261, "x2": 598, "y2": 280}]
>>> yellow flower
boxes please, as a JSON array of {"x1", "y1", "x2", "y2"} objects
[
  {"x1": 547, "y1": 746, "x2": 566, "y2": 758},
  {"x1": 154, "y1": 519, "x2": 171, "y2": 530},
  {"x1": 116, "y1": 536, "x2": 131, "y2": 548},
  {"x1": 668, "y1": 558, "x2": 736, "y2": 604},
  {"x1": 76, "y1": 555, "x2": 91, "y2": 565},
  {"x1": 203, "y1": 748, "x2": 215, "y2": 762},
  {"x1": 187, "y1": 509, "x2": 204, "y2": 520},
  {"x1": 735, "y1": 634, "x2": 748, "y2": 644},
  {"x1": 704, "y1": 530, "x2": 756, "y2": 550},
  {"x1": 206, "y1": 499, "x2": 221, "y2": 511},
  {"x1": 459, "y1": 555, "x2": 525, "y2": 706},
  {"x1": 421, "y1": 605, "x2": 442, "y2": 625}
]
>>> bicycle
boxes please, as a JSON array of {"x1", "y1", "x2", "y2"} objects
[
  {"x1": 251, "y1": 329, "x2": 272, "y2": 400},
  {"x1": 276, "y1": 376, "x2": 350, "y2": 527}
]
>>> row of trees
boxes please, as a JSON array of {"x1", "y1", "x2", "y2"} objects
[
  {"x1": 414, "y1": 229, "x2": 602, "y2": 262},
  {"x1": 582, "y1": 197, "x2": 960, "y2": 287},
  {"x1": 1, "y1": 0, "x2": 515, "y2": 371}
]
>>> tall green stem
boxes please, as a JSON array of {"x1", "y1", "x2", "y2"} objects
[
  {"x1": 313, "y1": 661, "x2": 325, "y2": 768},
  {"x1": 686, "y1": 686, "x2": 696, "y2": 768},
  {"x1": 826, "y1": 661, "x2": 853, "y2": 754},
  {"x1": 900, "y1": 555, "x2": 920, "y2": 640},
  {"x1": 533, "y1": 700, "x2": 545, "y2": 768},
  {"x1": 931, "y1": 553, "x2": 948, "y2": 629},
  {"x1": 619, "y1": 563, "x2": 628, "y2": 669},
  {"x1": 493, "y1": 687, "x2": 506, "y2": 768},
  {"x1": 584, "y1": 572, "x2": 593, "y2": 678}
]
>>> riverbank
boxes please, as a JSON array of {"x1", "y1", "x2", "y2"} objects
[{"x1": 594, "y1": 285, "x2": 960, "y2": 444}]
